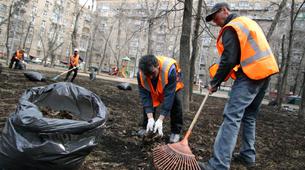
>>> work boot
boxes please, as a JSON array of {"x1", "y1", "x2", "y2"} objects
[
  {"x1": 169, "y1": 133, "x2": 180, "y2": 143},
  {"x1": 232, "y1": 153, "x2": 255, "y2": 168}
]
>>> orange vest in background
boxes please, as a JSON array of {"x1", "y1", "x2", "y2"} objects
[
  {"x1": 209, "y1": 16, "x2": 279, "y2": 81},
  {"x1": 15, "y1": 50, "x2": 23, "y2": 60},
  {"x1": 139, "y1": 56, "x2": 184, "y2": 107},
  {"x1": 70, "y1": 54, "x2": 79, "y2": 67}
]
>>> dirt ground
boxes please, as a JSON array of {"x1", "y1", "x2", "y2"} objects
[{"x1": 0, "y1": 67, "x2": 305, "y2": 170}]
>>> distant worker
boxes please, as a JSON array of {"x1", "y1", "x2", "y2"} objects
[
  {"x1": 9, "y1": 49, "x2": 25, "y2": 69},
  {"x1": 137, "y1": 55, "x2": 184, "y2": 143},
  {"x1": 64, "y1": 48, "x2": 83, "y2": 82}
]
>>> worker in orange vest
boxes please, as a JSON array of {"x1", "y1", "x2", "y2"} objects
[
  {"x1": 64, "y1": 48, "x2": 83, "y2": 82},
  {"x1": 9, "y1": 49, "x2": 25, "y2": 69},
  {"x1": 137, "y1": 55, "x2": 184, "y2": 143},
  {"x1": 199, "y1": 3, "x2": 279, "y2": 170}
]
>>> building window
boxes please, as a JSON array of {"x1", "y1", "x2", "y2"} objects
[
  {"x1": 239, "y1": 1, "x2": 249, "y2": 8},
  {"x1": 37, "y1": 40, "x2": 42, "y2": 48},
  {"x1": 0, "y1": 4, "x2": 7, "y2": 12},
  {"x1": 41, "y1": 20, "x2": 46, "y2": 28}
]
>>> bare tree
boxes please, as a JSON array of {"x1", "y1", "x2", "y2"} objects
[
  {"x1": 71, "y1": 0, "x2": 89, "y2": 50},
  {"x1": 292, "y1": 48, "x2": 305, "y2": 94},
  {"x1": 266, "y1": 0, "x2": 288, "y2": 41},
  {"x1": 189, "y1": 0, "x2": 203, "y2": 101},
  {"x1": 84, "y1": 13, "x2": 100, "y2": 72},
  {"x1": 5, "y1": 4, "x2": 13, "y2": 65},
  {"x1": 276, "y1": 35, "x2": 286, "y2": 107},
  {"x1": 277, "y1": 0, "x2": 305, "y2": 110},
  {"x1": 299, "y1": 71, "x2": 305, "y2": 119},
  {"x1": 0, "y1": 0, "x2": 30, "y2": 27},
  {"x1": 22, "y1": 16, "x2": 34, "y2": 50},
  {"x1": 179, "y1": 0, "x2": 193, "y2": 112},
  {"x1": 39, "y1": 23, "x2": 64, "y2": 67},
  {"x1": 98, "y1": 26, "x2": 114, "y2": 74}
]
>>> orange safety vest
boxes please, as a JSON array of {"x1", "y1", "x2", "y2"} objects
[
  {"x1": 69, "y1": 54, "x2": 79, "y2": 67},
  {"x1": 139, "y1": 56, "x2": 184, "y2": 107},
  {"x1": 209, "y1": 16, "x2": 279, "y2": 81},
  {"x1": 15, "y1": 50, "x2": 23, "y2": 60}
]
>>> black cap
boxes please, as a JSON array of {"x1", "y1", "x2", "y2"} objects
[{"x1": 205, "y1": 2, "x2": 230, "y2": 22}]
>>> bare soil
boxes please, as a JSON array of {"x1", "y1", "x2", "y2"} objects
[{"x1": 0, "y1": 67, "x2": 304, "y2": 170}]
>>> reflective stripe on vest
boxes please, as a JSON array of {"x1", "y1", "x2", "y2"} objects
[
  {"x1": 140, "y1": 73, "x2": 151, "y2": 91},
  {"x1": 229, "y1": 21, "x2": 273, "y2": 67},
  {"x1": 160, "y1": 57, "x2": 175, "y2": 88}
]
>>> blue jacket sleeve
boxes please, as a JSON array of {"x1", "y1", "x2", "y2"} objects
[
  {"x1": 160, "y1": 65, "x2": 177, "y2": 116},
  {"x1": 137, "y1": 72, "x2": 154, "y2": 114}
]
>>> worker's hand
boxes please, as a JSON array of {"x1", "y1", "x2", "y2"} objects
[
  {"x1": 208, "y1": 84, "x2": 218, "y2": 94},
  {"x1": 154, "y1": 119, "x2": 163, "y2": 136},
  {"x1": 146, "y1": 117, "x2": 155, "y2": 133}
]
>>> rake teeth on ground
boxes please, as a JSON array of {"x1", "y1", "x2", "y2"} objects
[{"x1": 153, "y1": 145, "x2": 201, "y2": 170}]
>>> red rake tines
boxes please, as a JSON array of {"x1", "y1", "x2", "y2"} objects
[
  {"x1": 152, "y1": 133, "x2": 201, "y2": 170},
  {"x1": 152, "y1": 93, "x2": 209, "y2": 170}
]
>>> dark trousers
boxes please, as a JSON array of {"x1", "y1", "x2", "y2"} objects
[
  {"x1": 9, "y1": 57, "x2": 20, "y2": 69},
  {"x1": 64, "y1": 66, "x2": 78, "y2": 82},
  {"x1": 142, "y1": 91, "x2": 183, "y2": 134}
]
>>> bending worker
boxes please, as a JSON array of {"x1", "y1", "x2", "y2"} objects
[
  {"x1": 137, "y1": 55, "x2": 184, "y2": 143},
  {"x1": 199, "y1": 3, "x2": 279, "y2": 170},
  {"x1": 9, "y1": 49, "x2": 25, "y2": 69}
]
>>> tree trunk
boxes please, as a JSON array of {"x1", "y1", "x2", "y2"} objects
[
  {"x1": 98, "y1": 28, "x2": 113, "y2": 74},
  {"x1": 277, "y1": 0, "x2": 296, "y2": 110},
  {"x1": 189, "y1": 0, "x2": 202, "y2": 101},
  {"x1": 116, "y1": 16, "x2": 122, "y2": 65},
  {"x1": 147, "y1": 19, "x2": 153, "y2": 54},
  {"x1": 266, "y1": 0, "x2": 287, "y2": 41},
  {"x1": 299, "y1": 72, "x2": 305, "y2": 119},
  {"x1": 292, "y1": 48, "x2": 305, "y2": 94},
  {"x1": 22, "y1": 21, "x2": 32, "y2": 49},
  {"x1": 5, "y1": 4, "x2": 13, "y2": 65},
  {"x1": 83, "y1": 34, "x2": 92, "y2": 72},
  {"x1": 86, "y1": 23, "x2": 98, "y2": 71},
  {"x1": 72, "y1": 13, "x2": 80, "y2": 50},
  {"x1": 179, "y1": 0, "x2": 193, "y2": 112},
  {"x1": 276, "y1": 35, "x2": 286, "y2": 108}
]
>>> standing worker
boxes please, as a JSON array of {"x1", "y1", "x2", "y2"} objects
[
  {"x1": 137, "y1": 55, "x2": 184, "y2": 143},
  {"x1": 9, "y1": 49, "x2": 25, "y2": 69},
  {"x1": 64, "y1": 48, "x2": 83, "y2": 82},
  {"x1": 199, "y1": 2, "x2": 279, "y2": 170}
]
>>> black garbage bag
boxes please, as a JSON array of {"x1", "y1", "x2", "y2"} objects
[
  {"x1": 24, "y1": 71, "x2": 46, "y2": 81},
  {"x1": 0, "y1": 82, "x2": 108, "y2": 170},
  {"x1": 117, "y1": 82, "x2": 132, "y2": 90}
]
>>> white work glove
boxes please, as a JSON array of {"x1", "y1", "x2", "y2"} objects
[
  {"x1": 146, "y1": 118, "x2": 155, "y2": 133},
  {"x1": 154, "y1": 119, "x2": 163, "y2": 136}
]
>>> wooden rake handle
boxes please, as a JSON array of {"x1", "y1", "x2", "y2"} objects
[
  {"x1": 184, "y1": 92, "x2": 209, "y2": 140},
  {"x1": 59, "y1": 67, "x2": 77, "y2": 76}
]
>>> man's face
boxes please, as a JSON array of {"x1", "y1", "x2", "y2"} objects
[
  {"x1": 74, "y1": 51, "x2": 78, "y2": 55},
  {"x1": 147, "y1": 66, "x2": 159, "y2": 79},
  {"x1": 212, "y1": 8, "x2": 229, "y2": 27}
]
